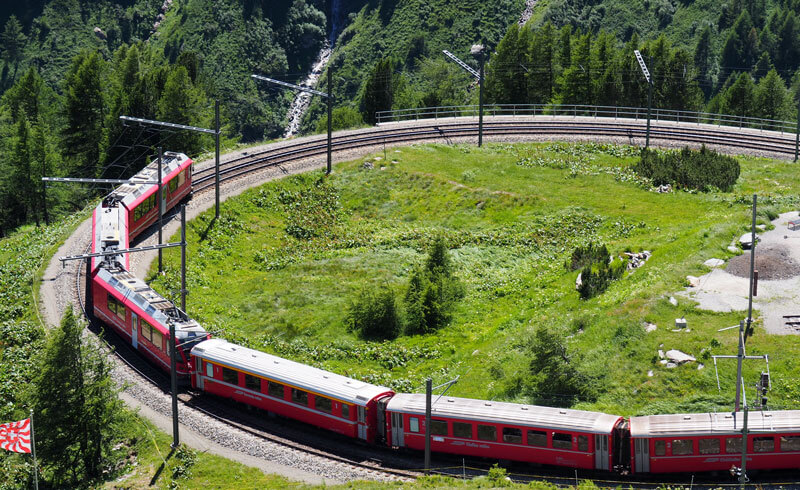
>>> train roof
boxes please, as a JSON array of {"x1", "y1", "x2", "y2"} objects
[
  {"x1": 385, "y1": 393, "x2": 622, "y2": 435},
  {"x1": 190, "y1": 338, "x2": 393, "y2": 407},
  {"x1": 108, "y1": 152, "x2": 191, "y2": 208},
  {"x1": 95, "y1": 267, "x2": 206, "y2": 339},
  {"x1": 629, "y1": 410, "x2": 800, "y2": 437}
]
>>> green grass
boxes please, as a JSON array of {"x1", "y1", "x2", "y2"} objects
[{"x1": 150, "y1": 142, "x2": 800, "y2": 416}]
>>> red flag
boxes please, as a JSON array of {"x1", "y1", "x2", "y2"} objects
[{"x1": 0, "y1": 419, "x2": 31, "y2": 454}]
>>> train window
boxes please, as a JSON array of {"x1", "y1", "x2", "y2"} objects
[
  {"x1": 431, "y1": 420, "x2": 448, "y2": 436},
  {"x1": 453, "y1": 422, "x2": 472, "y2": 439},
  {"x1": 341, "y1": 404, "x2": 350, "y2": 419},
  {"x1": 267, "y1": 381, "x2": 284, "y2": 399},
  {"x1": 222, "y1": 367, "x2": 238, "y2": 385},
  {"x1": 409, "y1": 417, "x2": 420, "y2": 433},
  {"x1": 699, "y1": 439, "x2": 720, "y2": 454},
  {"x1": 244, "y1": 374, "x2": 260, "y2": 392},
  {"x1": 315, "y1": 396, "x2": 332, "y2": 414},
  {"x1": 141, "y1": 321, "x2": 152, "y2": 342},
  {"x1": 754, "y1": 437, "x2": 774, "y2": 453},
  {"x1": 477, "y1": 425, "x2": 497, "y2": 442},
  {"x1": 107, "y1": 295, "x2": 126, "y2": 321},
  {"x1": 178, "y1": 169, "x2": 186, "y2": 188},
  {"x1": 578, "y1": 435, "x2": 589, "y2": 452},
  {"x1": 552, "y1": 433, "x2": 572, "y2": 450},
  {"x1": 291, "y1": 388, "x2": 308, "y2": 406},
  {"x1": 725, "y1": 437, "x2": 742, "y2": 453},
  {"x1": 527, "y1": 430, "x2": 547, "y2": 447},
  {"x1": 781, "y1": 436, "x2": 800, "y2": 452},
  {"x1": 151, "y1": 329, "x2": 163, "y2": 351},
  {"x1": 205, "y1": 361, "x2": 213, "y2": 378},
  {"x1": 654, "y1": 440, "x2": 666, "y2": 456},
  {"x1": 503, "y1": 428, "x2": 523, "y2": 444},
  {"x1": 168, "y1": 178, "x2": 178, "y2": 193},
  {"x1": 671, "y1": 439, "x2": 693, "y2": 455}
]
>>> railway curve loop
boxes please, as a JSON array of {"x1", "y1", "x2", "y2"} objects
[{"x1": 43, "y1": 113, "x2": 798, "y2": 486}]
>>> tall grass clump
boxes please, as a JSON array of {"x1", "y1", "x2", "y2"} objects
[
  {"x1": 634, "y1": 145, "x2": 740, "y2": 191},
  {"x1": 346, "y1": 286, "x2": 402, "y2": 340}
]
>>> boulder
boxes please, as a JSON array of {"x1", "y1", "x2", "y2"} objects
[
  {"x1": 645, "y1": 322, "x2": 657, "y2": 333},
  {"x1": 739, "y1": 233, "x2": 759, "y2": 249},
  {"x1": 686, "y1": 276, "x2": 700, "y2": 287},
  {"x1": 704, "y1": 258, "x2": 725, "y2": 268},
  {"x1": 93, "y1": 27, "x2": 107, "y2": 40},
  {"x1": 666, "y1": 349, "x2": 696, "y2": 364},
  {"x1": 728, "y1": 245, "x2": 739, "y2": 253},
  {"x1": 669, "y1": 296, "x2": 678, "y2": 306},
  {"x1": 666, "y1": 362, "x2": 678, "y2": 368}
]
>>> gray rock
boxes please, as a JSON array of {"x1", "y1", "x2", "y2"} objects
[
  {"x1": 728, "y1": 245, "x2": 740, "y2": 253},
  {"x1": 704, "y1": 258, "x2": 725, "y2": 268},
  {"x1": 739, "y1": 233, "x2": 759, "y2": 249},
  {"x1": 93, "y1": 27, "x2": 107, "y2": 40},
  {"x1": 686, "y1": 276, "x2": 700, "y2": 287},
  {"x1": 648, "y1": 370, "x2": 654, "y2": 377},
  {"x1": 666, "y1": 362, "x2": 678, "y2": 368},
  {"x1": 645, "y1": 322, "x2": 657, "y2": 333},
  {"x1": 698, "y1": 363, "x2": 704, "y2": 370},
  {"x1": 658, "y1": 349, "x2": 665, "y2": 359},
  {"x1": 756, "y1": 224, "x2": 767, "y2": 231},
  {"x1": 660, "y1": 359, "x2": 668, "y2": 365},
  {"x1": 362, "y1": 161, "x2": 374, "y2": 170},
  {"x1": 669, "y1": 296, "x2": 678, "y2": 306},
  {"x1": 666, "y1": 349, "x2": 696, "y2": 364}
]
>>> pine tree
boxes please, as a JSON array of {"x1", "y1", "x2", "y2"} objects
[
  {"x1": 10, "y1": 117, "x2": 35, "y2": 225},
  {"x1": 723, "y1": 72, "x2": 757, "y2": 118},
  {"x1": 528, "y1": 22, "x2": 557, "y2": 104},
  {"x1": 756, "y1": 69, "x2": 794, "y2": 120},
  {"x1": 559, "y1": 25, "x2": 572, "y2": 68},
  {"x1": 31, "y1": 308, "x2": 123, "y2": 486},
  {"x1": 486, "y1": 23, "x2": 528, "y2": 104},
  {"x1": 776, "y1": 11, "x2": 800, "y2": 74},
  {"x1": 157, "y1": 65, "x2": 207, "y2": 156},
  {"x1": 0, "y1": 15, "x2": 26, "y2": 82},
  {"x1": 360, "y1": 57, "x2": 397, "y2": 125},
  {"x1": 752, "y1": 52, "x2": 774, "y2": 81},
  {"x1": 62, "y1": 51, "x2": 106, "y2": 178}
]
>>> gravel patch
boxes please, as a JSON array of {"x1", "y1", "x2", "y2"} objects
[{"x1": 726, "y1": 244, "x2": 800, "y2": 280}]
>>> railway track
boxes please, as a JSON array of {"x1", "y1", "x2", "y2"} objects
[
  {"x1": 190, "y1": 117, "x2": 799, "y2": 192},
  {"x1": 69, "y1": 116, "x2": 800, "y2": 487}
]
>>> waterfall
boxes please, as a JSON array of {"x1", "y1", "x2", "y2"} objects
[{"x1": 283, "y1": 0, "x2": 342, "y2": 138}]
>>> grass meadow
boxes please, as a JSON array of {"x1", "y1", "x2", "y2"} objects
[{"x1": 150, "y1": 142, "x2": 800, "y2": 416}]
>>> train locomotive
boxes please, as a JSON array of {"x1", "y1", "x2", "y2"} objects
[{"x1": 90, "y1": 151, "x2": 800, "y2": 477}]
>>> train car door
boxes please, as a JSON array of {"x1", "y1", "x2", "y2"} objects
[
  {"x1": 357, "y1": 406, "x2": 367, "y2": 440},
  {"x1": 594, "y1": 434, "x2": 609, "y2": 470},
  {"x1": 196, "y1": 359, "x2": 204, "y2": 390},
  {"x1": 634, "y1": 439, "x2": 649, "y2": 473},
  {"x1": 391, "y1": 412, "x2": 404, "y2": 447},
  {"x1": 131, "y1": 312, "x2": 139, "y2": 349}
]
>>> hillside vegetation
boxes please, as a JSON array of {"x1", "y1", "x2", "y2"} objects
[{"x1": 151, "y1": 143, "x2": 800, "y2": 415}]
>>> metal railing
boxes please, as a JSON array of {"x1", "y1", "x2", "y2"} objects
[{"x1": 375, "y1": 104, "x2": 798, "y2": 134}]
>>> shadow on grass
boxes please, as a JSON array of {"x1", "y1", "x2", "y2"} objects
[
  {"x1": 150, "y1": 446, "x2": 176, "y2": 486},
  {"x1": 198, "y1": 216, "x2": 217, "y2": 243}
]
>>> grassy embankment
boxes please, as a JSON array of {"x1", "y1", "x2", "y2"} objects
[{"x1": 150, "y1": 142, "x2": 800, "y2": 416}]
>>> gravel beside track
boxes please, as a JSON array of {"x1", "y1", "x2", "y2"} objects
[{"x1": 38, "y1": 116, "x2": 799, "y2": 483}]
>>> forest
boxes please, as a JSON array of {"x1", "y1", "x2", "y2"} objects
[{"x1": 0, "y1": 0, "x2": 800, "y2": 236}]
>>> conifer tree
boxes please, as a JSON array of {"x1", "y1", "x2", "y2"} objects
[
  {"x1": 0, "y1": 15, "x2": 26, "y2": 82},
  {"x1": 694, "y1": 26, "x2": 713, "y2": 96},
  {"x1": 528, "y1": 22, "x2": 557, "y2": 103},
  {"x1": 756, "y1": 69, "x2": 794, "y2": 120},
  {"x1": 62, "y1": 51, "x2": 106, "y2": 178},
  {"x1": 31, "y1": 308, "x2": 122, "y2": 486},
  {"x1": 361, "y1": 57, "x2": 397, "y2": 125}
]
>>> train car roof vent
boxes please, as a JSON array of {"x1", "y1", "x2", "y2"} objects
[
  {"x1": 323, "y1": 375, "x2": 329, "y2": 379},
  {"x1": 273, "y1": 360, "x2": 280, "y2": 364},
  {"x1": 521, "y1": 406, "x2": 529, "y2": 410},
  {"x1": 559, "y1": 410, "x2": 567, "y2": 414},
  {"x1": 485, "y1": 402, "x2": 492, "y2": 406},
  {"x1": 683, "y1": 416, "x2": 692, "y2": 420},
  {"x1": 447, "y1": 398, "x2": 454, "y2": 403},
  {"x1": 724, "y1": 414, "x2": 733, "y2": 418},
  {"x1": 356, "y1": 395, "x2": 368, "y2": 401}
]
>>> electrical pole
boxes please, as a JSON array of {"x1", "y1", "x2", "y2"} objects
[
  {"x1": 735, "y1": 320, "x2": 745, "y2": 412},
  {"x1": 327, "y1": 65, "x2": 333, "y2": 175},
  {"x1": 747, "y1": 194, "x2": 757, "y2": 339},
  {"x1": 251, "y1": 75, "x2": 334, "y2": 174},
  {"x1": 41, "y1": 158, "x2": 48, "y2": 226},
  {"x1": 169, "y1": 319, "x2": 179, "y2": 448},
  {"x1": 634, "y1": 50, "x2": 652, "y2": 148},
  {"x1": 215, "y1": 99, "x2": 220, "y2": 220},
  {"x1": 739, "y1": 405, "x2": 749, "y2": 488},
  {"x1": 181, "y1": 205, "x2": 187, "y2": 313},
  {"x1": 795, "y1": 96, "x2": 800, "y2": 162},
  {"x1": 424, "y1": 378, "x2": 432, "y2": 474},
  {"x1": 158, "y1": 147, "x2": 164, "y2": 273}
]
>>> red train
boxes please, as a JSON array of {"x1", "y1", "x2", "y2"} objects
[
  {"x1": 91, "y1": 152, "x2": 208, "y2": 380},
  {"x1": 90, "y1": 150, "x2": 800, "y2": 478}
]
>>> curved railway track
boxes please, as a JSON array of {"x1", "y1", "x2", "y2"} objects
[
  {"x1": 70, "y1": 116, "x2": 800, "y2": 487},
  {"x1": 191, "y1": 117, "x2": 798, "y2": 192}
]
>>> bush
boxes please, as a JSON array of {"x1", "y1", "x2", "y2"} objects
[
  {"x1": 566, "y1": 242, "x2": 609, "y2": 271},
  {"x1": 346, "y1": 286, "x2": 402, "y2": 340},
  {"x1": 633, "y1": 145, "x2": 740, "y2": 192},
  {"x1": 315, "y1": 106, "x2": 365, "y2": 133},
  {"x1": 403, "y1": 237, "x2": 464, "y2": 335}
]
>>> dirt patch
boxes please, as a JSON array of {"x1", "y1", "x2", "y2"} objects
[{"x1": 726, "y1": 245, "x2": 800, "y2": 280}]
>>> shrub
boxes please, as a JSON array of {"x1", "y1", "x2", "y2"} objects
[
  {"x1": 633, "y1": 145, "x2": 740, "y2": 192},
  {"x1": 403, "y1": 237, "x2": 464, "y2": 335},
  {"x1": 566, "y1": 242, "x2": 609, "y2": 271},
  {"x1": 570, "y1": 243, "x2": 627, "y2": 299},
  {"x1": 346, "y1": 286, "x2": 402, "y2": 340}
]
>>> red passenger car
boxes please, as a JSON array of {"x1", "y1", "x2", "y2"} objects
[
  {"x1": 93, "y1": 267, "x2": 209, "y2": 380},
  {"x1": 190, "y1": 339, "x2": 395, "y2": 443},
  {"x1": 384, "y1": 394, "x2": 624, "y2": 470},
  {"x1": 629, "y1": 411, "x2": 800, "y2": 474}
]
